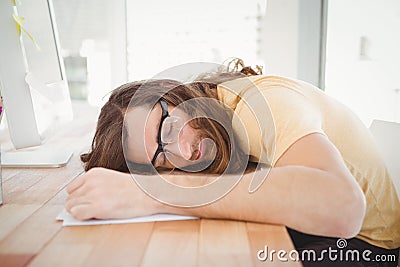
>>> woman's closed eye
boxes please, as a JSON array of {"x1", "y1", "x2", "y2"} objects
[{"x1": 166, "y1": 123, "x2": 173, "y2": 137}]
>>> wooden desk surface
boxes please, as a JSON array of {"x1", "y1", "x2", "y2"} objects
[{"x1": 0, "y1": 101, "x2": 301, "y2": 267}]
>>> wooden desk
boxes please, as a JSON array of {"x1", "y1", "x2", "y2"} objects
[{"x1": 0, "y1": 102, "x2": 301, "y2": 267}]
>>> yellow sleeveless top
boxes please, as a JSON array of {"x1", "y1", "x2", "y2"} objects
[{"x1": 217, "y1": 75, "x2": 400, "y2": 249}]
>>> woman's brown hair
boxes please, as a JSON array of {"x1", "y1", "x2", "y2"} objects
[{"x1": 81, "y1": 58, "x2": 262, "y2": 174}]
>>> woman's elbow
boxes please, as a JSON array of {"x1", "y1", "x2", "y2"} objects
[{"x1": 333, "y1": 185, "x2": 366, "y2": 238}]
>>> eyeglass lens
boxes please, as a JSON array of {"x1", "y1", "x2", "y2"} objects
[{"x1": 161, "y1": 116, "x2": 183, "y2": 144}]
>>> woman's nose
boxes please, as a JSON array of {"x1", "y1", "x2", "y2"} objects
[
  {"x1": 166, "y1": 125, "x2": 193, "y2": 161},
  {"x1": 166, "y1": 140, "x2": 192, "y2": 161}
]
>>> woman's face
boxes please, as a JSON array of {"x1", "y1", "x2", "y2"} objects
[{"x1": 124, "y1": 102, "x2": 216, "y2": 171}]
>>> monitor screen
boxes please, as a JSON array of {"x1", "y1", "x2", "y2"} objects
[
  {"x1": 0, "y1": 0, "x2": 73, "y2": 148},
  {"x1": 0, "y1": 0, "x2": 73, "y2": 167}
]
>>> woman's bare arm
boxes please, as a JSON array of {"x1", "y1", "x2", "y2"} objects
[
  {"x1": 151, "y1": 133, "x2": 366, "y2": 238},
  {"x1": 66, "y1": 133, "x2": 366, "y2": 238}
]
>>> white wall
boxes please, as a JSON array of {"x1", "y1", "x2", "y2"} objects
[{"x1": 325, "y1": 0, "x2": 400, "y2": 126}]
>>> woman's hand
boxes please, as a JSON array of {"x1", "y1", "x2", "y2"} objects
[{"x1": 65, "y1": 167, "x2": 159, "y2": 220}]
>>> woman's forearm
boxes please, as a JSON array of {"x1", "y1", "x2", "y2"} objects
[
  {"x1": 154, "y1": 166, "x2": 365, "y2": 238},
  {"x1": 65, "y1": 166, "x2": 365, "y2": 237}
]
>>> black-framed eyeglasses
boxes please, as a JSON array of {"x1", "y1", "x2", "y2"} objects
[
  {"x1": 151, "y1": 99, "x2": 169, "y2": 166},
  {"x1": 151, "y1": 99, "x2": 184, "y2": 167}
]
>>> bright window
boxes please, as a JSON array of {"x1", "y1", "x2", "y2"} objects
[{"x1": 126, "y1": 0, "x2": 266, "y2": 80}]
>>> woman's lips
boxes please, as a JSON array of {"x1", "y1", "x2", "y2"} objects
[{"x1": 194, "y1": 139, "x2": 204, "y2": 160}]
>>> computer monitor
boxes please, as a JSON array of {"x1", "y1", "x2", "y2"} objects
[{"x1": 0, "y1": 0, "x2": 73, "y2": 167}]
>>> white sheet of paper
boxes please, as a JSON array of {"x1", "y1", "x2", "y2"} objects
[{"x1": 57, "y1": 209, "x2": 198, "y2": 226}]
